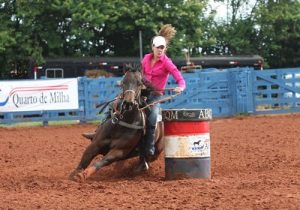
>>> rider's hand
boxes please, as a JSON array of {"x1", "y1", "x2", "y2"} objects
[{"x1": 173, "y1": 87, "x2": 184, "y2": 94}]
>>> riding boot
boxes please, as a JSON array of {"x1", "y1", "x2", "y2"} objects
[{"x1": 144, "y1": 125, "x2": 156, "y2": 161}]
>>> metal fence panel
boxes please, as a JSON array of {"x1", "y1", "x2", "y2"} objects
[
  {"x1": 1, "y1": 67, "x2": 300, "y2": 124},
  {"x1": 252, "y1": 68, "x2": 300, "y2": 114}
]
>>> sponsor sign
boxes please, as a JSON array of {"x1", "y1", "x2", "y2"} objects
[
  {"x1": 0, "y1": 79, "x2": 78, "y2": 112},
  {"x1": 162, "y1": 109, "x2": 212, "y2": 121},
  {"x1": 164, "y1": 133, "x2": 210, "y2": 158}
]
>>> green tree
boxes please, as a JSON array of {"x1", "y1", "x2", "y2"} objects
[
  {"x1": 0, "y1": 0, "x2": 208, "y2": 78},
  {"x1": 0, "y1": 0, "x2": 73, "y2": 78},
  {"x1": 253, "y1": 0, "x2": 300, "y2": 68},
  {"x1": 70, "y1": 0, "x2": 208, "y2": 58},
  {"x1": 205, "y1": 0, "x2": 300, "y2": 68},
  {"x1": 202, "y1": 0, "x2": 259, "y2": 55}
]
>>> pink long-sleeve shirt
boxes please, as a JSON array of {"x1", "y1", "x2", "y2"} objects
[{"x1": 142, "y1": 53, "x2": 186, "y2": 92}]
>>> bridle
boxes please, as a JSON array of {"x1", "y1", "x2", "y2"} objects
[
  {"x1": 110, "y1": 72, "x2": 146, "y2": 132},
  {"x1": 97, "y1": 70, "x2": 181, "y2": 131}
]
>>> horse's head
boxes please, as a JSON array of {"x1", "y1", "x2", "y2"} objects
[{"x1": 120, "y1": 64, "x2": 143, "y2": 110}]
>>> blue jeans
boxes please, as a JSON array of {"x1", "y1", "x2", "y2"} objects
[{"x1": 144, "y1": 94, "x2": 161, "y2": 156}]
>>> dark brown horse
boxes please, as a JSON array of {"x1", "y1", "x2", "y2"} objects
[{"x1": 69, "y1": 67, "x2": 164, "y2": 182}]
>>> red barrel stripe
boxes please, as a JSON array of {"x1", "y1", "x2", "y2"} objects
[{"x1": 164, "y1": 121, "x2": 209, "y2": 136}]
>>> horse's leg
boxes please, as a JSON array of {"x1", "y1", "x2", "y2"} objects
[
  {"x1": 74, "y1": 149, "x2": 125, "y2": 182},
  {"x1": 134, "y1": 155, "x2": 149, "y2": 173},
  {"x1": 134, "y1": 138, "x2": 150, "y2": 173},
  {"x1": 69, "y1": 142, "x2": 101, "y2": 181}
]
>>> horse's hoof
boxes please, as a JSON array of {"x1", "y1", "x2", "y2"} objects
[
  {"x1": 69, "y1": 169, "x2": 85, "y2": 182},
  {"x1": 69, "y1": 172, "x2": 86, "y2": 183},
  {"x1": 74, "y1": 172, "x2": 86, "y2": 183},
  {"x1": 134, "y1": 161, "x2": 149, "y2": 173},
  {"x1": 71, "y1": 166, "x2": 97, "y2": 182},
  {"x1": 69, "y1": 170, "x2": 78, "y2": 180}
]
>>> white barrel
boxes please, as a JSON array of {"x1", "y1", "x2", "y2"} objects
[{"x1": 162, "y1": 109, "x2": 212, "y2": 180}]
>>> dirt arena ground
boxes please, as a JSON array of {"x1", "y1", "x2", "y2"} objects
[{"x1": 0, "y1": 114, "x2": 299, "y2": 210}]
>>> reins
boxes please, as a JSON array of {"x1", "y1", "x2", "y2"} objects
[
  {"x1": 138, "y1": 92, "x2": 181, "y2": 111},
  {"x1": 106, "y1": 89, "x2": 180, "y2": 131},
  {"x1": 95, "y1": 88, "x2": 177, "y2": 110},
  {"x1": 95, "y1": 85, "x2": 181, "y2": 131},
  {"x1": 96, "y1": 98, "x2": 118, "y2": 109}
]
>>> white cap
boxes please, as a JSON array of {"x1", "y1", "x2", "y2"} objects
[{"x1": 152, "y1": 36, "x2": 166, "y2": 47}]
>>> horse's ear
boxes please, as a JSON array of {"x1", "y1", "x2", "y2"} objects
[
  {"x1": 123, "y1": 63, "x2": 141, "y2": 73},
  {"x1": 134, "y1": 63, "x2": 141, "y2": 72},
  {"x1": 123, "y1": 63, "x2": 133, "y2": 73}
]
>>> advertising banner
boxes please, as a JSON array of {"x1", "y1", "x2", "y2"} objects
[{"x1": 0, "y1": 79, "x2": 78, "y2": 112}]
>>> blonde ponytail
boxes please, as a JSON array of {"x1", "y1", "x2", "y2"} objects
[{"x1": 157, "y1": 24, "x2": 176, "y2": 44}]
